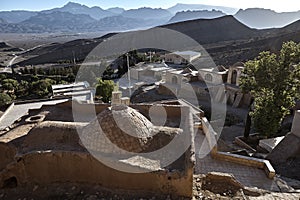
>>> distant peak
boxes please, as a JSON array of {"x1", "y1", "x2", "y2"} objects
[
  {"x1": 64, "y1": 2, "x2": 85, "y2": 7},
  {"x1": 65, "y1": 2, "x2": 80, "y2": 5}
]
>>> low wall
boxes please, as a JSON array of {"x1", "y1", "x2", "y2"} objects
[
  {"x1": 0, "y1": 105, "x2": 195, "y2": 197},
  {"x1": 25, "y1": 101, "x2": 190, "y2": 126},
  {"x1": 213, "y1": 152, "x2": 275, "y2": 179},
  {"x1": 131, "y1": 104, "x2": 183, "y2": 127},
  {"x1": 0, "y1": 151, "x2": 192, "y2": 197},
  {"x1": 73, "y1": 102, "x2": 110, "y2": 116},
  {"x1": 0, "y1": 99, "x2": 196, "y2": 197},
  {"x1": 132, "y1": 104, "x2": 185, "y2": 117},
  {"x1": 201, "y1": 117, "x2": 275, "y2": 179}
]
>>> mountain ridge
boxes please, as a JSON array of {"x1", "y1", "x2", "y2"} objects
[
  {"x1": 234, "y1": 8, "x2": 300, "y2": 29},
  {"x1": 14, "y1": 16, "x2": 300, "y2": 66},
  {"x1": 0, "y1": 2, "x2": 300, "y2": 33},
  {"x1": 161, "y1": 15, "x2": 258, "y2": 44},
  {"x1": 40, "y1": 2, "x2": 115, "y2": 20}
]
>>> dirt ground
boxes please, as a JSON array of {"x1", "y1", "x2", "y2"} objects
[{"x1": 0, "y1": 175, "x2": 299, "y2": 200}]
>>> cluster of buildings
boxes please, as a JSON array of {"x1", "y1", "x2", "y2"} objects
[
  {"x1": 0, "y1": 50, "x2": 299, "y2": 198},
  {"x1": 120, "y1": 51, "x2": 251, "y2": 108},
  {"x1": 0, "y1": 86, "x2": 196, "y2": 197}
]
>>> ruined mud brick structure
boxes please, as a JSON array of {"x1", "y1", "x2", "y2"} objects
[{"x1": 0, "y1": 98, "x2": 195, "y2": 197}]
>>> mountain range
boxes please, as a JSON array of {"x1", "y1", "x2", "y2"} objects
[
  {"x1": 14, "y1": 15, "x2": 300, "y2": 67},
  {"x1": 234, "y1": 8, "x2": 300, "y2": 29},
  {"x1": 0, "y1": 2, "x2": 300, "y2": 33}
]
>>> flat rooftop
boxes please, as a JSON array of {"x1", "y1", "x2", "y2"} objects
[{"x1": 0, "y1": 99, "x2": 69, "y2": 131}]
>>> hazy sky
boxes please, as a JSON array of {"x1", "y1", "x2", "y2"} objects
[{"x1": 0, "y1": 0, "x2": 299, "y2": 12}]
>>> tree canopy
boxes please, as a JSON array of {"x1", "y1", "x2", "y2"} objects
[
  {"x1": 31, "y1": 78, "x2": 56, "y2": 98},
  {"x1": 240, "y1": 41, "x2": 300, "y2": 137},
  {"x1": 95, "y1": 79, "x2": 115, "y2": 103},
  {"x1": 0, "y1": 93, "x2": 12, "y2": 107}
]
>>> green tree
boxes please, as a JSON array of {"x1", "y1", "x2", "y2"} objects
[
  {"x1": 2, "y1": 79, "x2": 18, "y2": 87},
  {"x1": 96, "y1": 79, "x2": 115, "y2": 103},
  {"x1": 0, "y1": 93, "x2": 12, "y2": 107},
  {"x1": 240, "y1": 41, "x2": 300, "y2": 137},
  {"x1": 15, "y1": 80, "x2": 30, "y2": 98},
  {"x1": 1, "y1": 79, "x2": 18, "y2": 91},
  {"x1": 2, "y1": 83, "x2": 14, "y2": 91},
  {"x1": 31, "y1": 78, "x2": 55, "y2": 98},
  {"x1": 0, "y1": 74, "x2": 6, "y2": 81}
]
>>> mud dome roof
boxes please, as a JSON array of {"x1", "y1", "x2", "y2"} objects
[
  {"x1": 99, "y1": 105, "x2": 154, "y2": 152},
  {"x1": 81, "y1": 105, "x2": 182, "y2": 154}
]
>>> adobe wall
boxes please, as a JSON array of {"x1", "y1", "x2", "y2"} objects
[
  {"x1": 134, "y1": 104, "x2": 184, "y2": 117},
  {"x1": 0, "y1": 151, "x2": 193, "y2": 197},
  {"x1": 0, "y1": 120, "x2": 194, "y2": 197},
  {"x1": 0, "y1": 105, "x2": 195, "y2": 197},
  {"x1": 32, "y1": 102, "x2": 189, "y2": 125},
  {"x1": 165, "y1": 73, "x2": 183, "y2": 86},
  {"x1": 198, "y1": 71, "x2": 224, "y2": 85},
  {"x1": 131, "y1": 104, "x2": 183, "y2": 127},
  {"x1": 0, "y1": 143, "x2": 16, "y2": 171}
]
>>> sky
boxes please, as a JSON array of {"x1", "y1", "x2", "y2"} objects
[{"x1": 0, "y1": 0, "x2": 299, "y2": 12}]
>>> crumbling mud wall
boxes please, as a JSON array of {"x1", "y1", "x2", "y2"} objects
[
  {"x1": 0, "y1": 151, "x2": 193, "y2": 197},
  {"x1": 131, "y1": 104, "x2": 183, "y2": 127},
  {"x1": 0, "y1": 103, "x2": 195, "y2": 198},
  {"x1": 0, "y1": 143, "x2": 16, "y2": 171}
]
